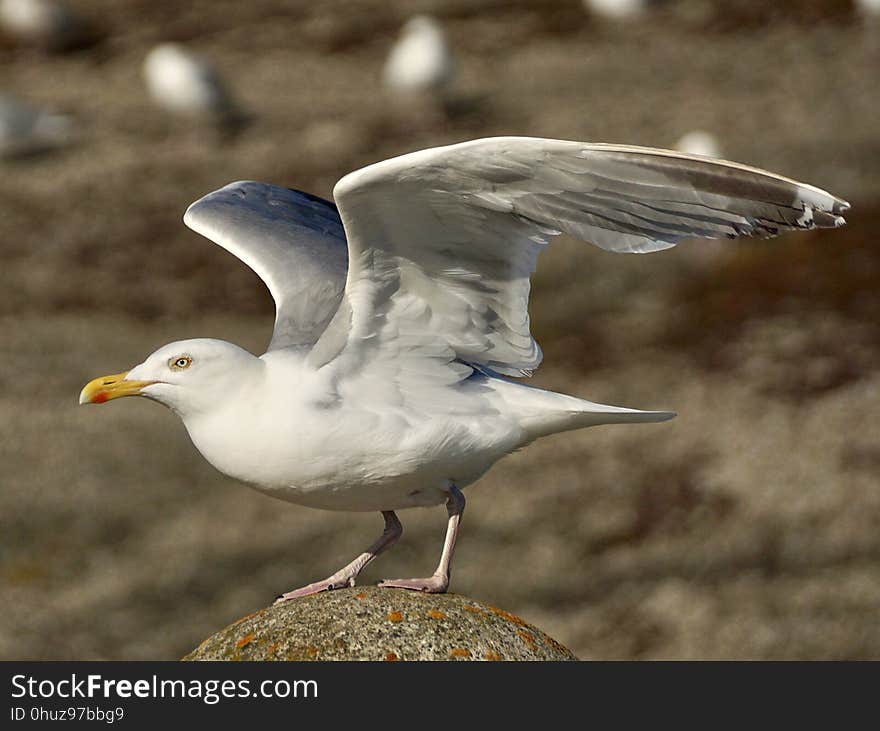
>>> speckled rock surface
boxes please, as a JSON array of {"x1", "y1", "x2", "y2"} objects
[{"x1": 183, "y1": 587, "x2": 577, "y2": 661}]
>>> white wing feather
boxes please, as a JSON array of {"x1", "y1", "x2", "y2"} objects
[{"x1": 312, "y1": 137, "x2": 847, "y2": 390}]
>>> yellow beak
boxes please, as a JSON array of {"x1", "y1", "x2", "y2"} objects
[{"x1": 78, "y1": 371, "x2": 157, "y2": 405}]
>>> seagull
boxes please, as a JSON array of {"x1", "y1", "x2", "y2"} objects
[
  {"x1": 582, "y1": 0, "x2": 652, "y2": 22},
  {"x1": 79, "y1": 137, "x2": 848, "y2": 601},
  {"x1": 674, "y1": 130, "x2": 723, "y2": 160},
  {"x1": 0, "y1": 92, "x2": 75, "y2": 158},
  {"x1": 382, "y1": 15, "x2": 453, "y2": 95},
  {"x1": 143, "y1": 43, "x2": 249, "y2": 138},
  {"x1": 855, "y1": 0, "x2": 880, "y2": 18},
  {"x1": 0, "y1": 0, "x2": 99, "y2": 53}
]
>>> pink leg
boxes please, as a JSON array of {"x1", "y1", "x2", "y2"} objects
[
  {"x1": 274, "y1": 511, "x2": 402, "y2": 603},
  {"x1": 379, "y1": 485, "x2": 465, "y2": 594}
]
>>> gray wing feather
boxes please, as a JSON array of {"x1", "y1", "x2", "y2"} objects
[
  {"x1": 322, "y1": 137, "x2": 848, "y2": 378},
  {"x1": 184, "y1": 181, "x2": 348, "y2": 351}
]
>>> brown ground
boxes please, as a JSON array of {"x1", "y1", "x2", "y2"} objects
[{"x1": 1, "y1": 0, "x2": 878, "y2": 660}]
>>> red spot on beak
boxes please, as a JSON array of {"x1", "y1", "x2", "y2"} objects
[{"x1": 93, "y1": 393, "x2": 109, "y2": 404}]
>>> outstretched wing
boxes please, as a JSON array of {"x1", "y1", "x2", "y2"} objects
[
  {"x1": 184, "y1": 181, "x2": 348, "y2": 351},
  {"x1": 311, "y1": 136, "x2": 848, "y2": 392}
]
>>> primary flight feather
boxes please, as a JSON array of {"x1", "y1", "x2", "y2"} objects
[{"x1": 80, "y1": 137, "x2": 848, "y2": 599}]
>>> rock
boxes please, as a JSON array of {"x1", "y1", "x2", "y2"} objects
[{"x1": 184, "y1": 587, "x2": 577, "y2": 661}]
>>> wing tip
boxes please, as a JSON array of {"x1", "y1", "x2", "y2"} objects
[
  {"x1": 831, "y1": 197, "x2": 850, "y2": 227},
  {"x1": 182, "y1": 200, "x2": 198, "y2": 229},
  {"x1": 183, "y1": 180, "x2": 258, "y2": 230},
  {"x1": 625, "y1": 409, "x2": 677, "y2": 422}
]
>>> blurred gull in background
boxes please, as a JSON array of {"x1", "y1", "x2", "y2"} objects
[
  {"x1": 674, "y1": 130, "x2": 723, "y2": 159},
  {"x1": 0, "y1": 92, "x2": 75, "y2": 159},
  {"x1": 855, "y1": 0, "x2": 880, "y2": 54},
  {"x1": 855, "y1": 0, "x2": 880, "y2": 18},
  {"x1": 143, "y1": 43, "x2": 250, "y2": 140},
  {"x1": 0, "y1": 0, "x2": 100, "y2": 53},
  {"x1": 383, "y1": 15, "x2": 454, "y2": 96},
  {"x1": 583, "y1": 0, "x2": 651, "y2": 22}
]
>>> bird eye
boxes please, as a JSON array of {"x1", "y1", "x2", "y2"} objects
[{"x1": 169, "y1": 355, "x2": 192, "y2": 371}]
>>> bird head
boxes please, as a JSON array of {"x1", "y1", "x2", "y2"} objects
[{"x1": 79, "y1": 338, "x2": 260, "y2": 417}]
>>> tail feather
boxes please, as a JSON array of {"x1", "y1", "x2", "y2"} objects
[
  {"x1": 570, "y1": 401, "x2": 676, "y2": 427},
  {"x1": 520, "y1": 401, "x2": 675, "y2": 440},
  {"x1": 489, "y1": 377, "x2": 675, "y2": 441}
]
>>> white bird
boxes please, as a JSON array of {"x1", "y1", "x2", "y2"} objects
[
  {"x1": 0, "y1": 0, "x2": 98, "y2": 52},
  {"x1": 674, "y1": 130, "x2": 723, "y2": 159},
  {"x1": 583, "y1": 0, "x2": 651, "y2": 22},
  {"x1": 855, "y1": 0, "x2": 880, "y2": 18},
  {"x1": 0, "y1": 92, "x2": 75, "y2": 158},
  {"x1": 383, "y1": 15, "x2": 453, "y2": 95},
  {"x1": 79, "y1": 137, "x2": 848, "y2": 601},
  {"x1": 143, "y1": 43, "x2": 248, "y2": 137}
]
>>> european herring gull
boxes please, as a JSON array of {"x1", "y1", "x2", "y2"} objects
[
  {"x1": 383, "y1": 15, "x2": 453, "y2": 95},
  {"x1": 674, "y1": 130, "x2": 723, "y2": 159},
  {"x1": 79, "y1": 137, "x2": 848, "y2": 600},
  {"x1": 0, "y1": 0, "x2": 100, "y2": 53},
  {"x1": 0, "y1": 93, "x2": 75, "y2": 159},
  {"x1": 583, "y1": 0, "x2": 652, "y2": 22},
  {"x1": 143, "y1": 43, "x2": 249, "y2": 137}
]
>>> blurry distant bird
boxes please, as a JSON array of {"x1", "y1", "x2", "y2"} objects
[
  {"x1": 0, "y1": 0, "x2": 100, "y2": 53},
  {"x1": 0, "y1": 93, "x2": 75, "y2": 158},
  {"x1": 856, "y1": 0, "x2": 880, "y2": 55},
  {"x1": 583, "y1": 0, "x2": 651, "y2": 22},
  {"x1": 383, "y1": 15, "x2": 454, "y2": 96},
  {"x1": 80, "y1": 137, "x2": 848, "y2": 601},
  {"x1": 855, "y1": 0, "x2": 880, "y2": 18},
  {"x1": 674, "y1": 130, "x2": 723, "y2": 159},
  {"x1": 143, "y1": 43, "x2": 250, "y2": 139}
]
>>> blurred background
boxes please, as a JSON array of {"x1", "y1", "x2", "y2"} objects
[{"x1": 1, "y1": 0, "x2": 878, "y2": 660}]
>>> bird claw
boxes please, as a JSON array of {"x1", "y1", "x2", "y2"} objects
[
  {"x1": 378, "y1": 575, "x2": 449, "y2": 593},
  {"x1": 274, "y1": 576, "x2": 355, "y2": 603}
]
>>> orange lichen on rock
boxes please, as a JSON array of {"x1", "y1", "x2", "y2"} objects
[
  {"x1": 541, "y1": 633, "x2": 571, "y2": 656},
  {"x1": 355, "y1": 592, "x2": 368, "y2": 599},
  {"x1": 386, "y1": 611, "x2": 403, "y2": 622},
  {"x1": 489, "y1": 606, "x2": 528, "y2": 626},
  {"x1": 516, "y1": 630, "x2": 538, "y2": 650},
  {"x1": 306, "y1": 645, "x2": 319, "y2": 658},
  {"x1": 231, "y1": 609, "x2": 265, "y2": 628},
  {"x1": 427, "y1": 610, "x2": 447, "y2": 620},
  {"x1": 384, "y1": 652, "x2": 399, "y2": 661},
  {"x1": 450, "y1": 648, "x2": 471, "y2": 658},
  {"x1": 484, "y1": 650, "x2": 503, "y2": 661},
  {"x1": 235, "y1": 633, "x2": 255, "y2": 649}
]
